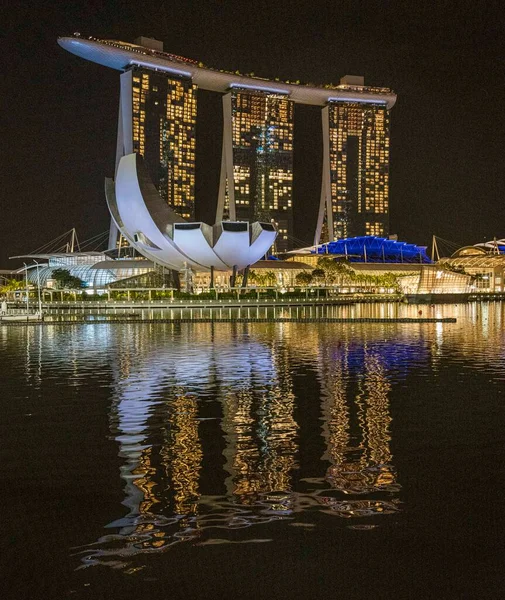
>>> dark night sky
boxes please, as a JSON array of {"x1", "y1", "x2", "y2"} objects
[{"x1": 3, "y1": 0, "x2": 505, "y2": 267}]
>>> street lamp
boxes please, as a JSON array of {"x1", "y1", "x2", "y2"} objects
[
  {"x1": 23, "y1": 263, "x2": 29, "y2": 316},
  {"x1": 34, "y1": 260, "x2": 43, "y2": 317}
]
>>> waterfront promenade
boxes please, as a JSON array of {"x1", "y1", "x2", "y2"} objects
[{"x1": 0, "y1": 296, "x2": 458, "y2": 325}]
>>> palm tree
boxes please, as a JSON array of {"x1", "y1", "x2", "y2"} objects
[
  {"x1": 264, "y1": 271, "x2": 277, "y2": 286},
  {"x1": 316, "y1": 257, "x2": 356, "y2": 287},
  {"x1": 251, "y1": 271, "x2": 267, "y2": 286}
]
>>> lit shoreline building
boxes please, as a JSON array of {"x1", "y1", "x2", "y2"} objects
[{"x1": 58, "y1": 34, "x2": 396, "y2": 252}]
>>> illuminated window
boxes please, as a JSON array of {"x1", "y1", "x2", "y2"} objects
[{"x1": 130, "y1": 67, "x2": 197, "y2": 220}]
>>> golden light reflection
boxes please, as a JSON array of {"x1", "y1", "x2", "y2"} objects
[
  {"x1": 319, "y1": 340, "x2": 399, "y2": 497},
  {"x1": 222, "y1": 342, "x2": 298, "y2": 504},
  {"x1": 10, "y1": 305, "x2": 505, "y2": 569},
  {"x1": 159, "y1": 392, "x2": 202, "y2": 517}
]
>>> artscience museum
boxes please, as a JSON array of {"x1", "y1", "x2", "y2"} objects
[{"x1": 106, "y1": 153, "x2": 277, "y2": 275}]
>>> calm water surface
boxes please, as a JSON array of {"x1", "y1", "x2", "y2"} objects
[{"x1": 2, "y1": 303, "x2": 505, "y2": 599}]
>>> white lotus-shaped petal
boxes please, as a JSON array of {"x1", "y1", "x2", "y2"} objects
[{"x1": 106, "y1": 153, "x2": 277, "y2": 271}]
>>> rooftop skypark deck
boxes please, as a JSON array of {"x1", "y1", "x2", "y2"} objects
[{"x1": 58, "y1": 35, "x2": 397, "y2": 108}]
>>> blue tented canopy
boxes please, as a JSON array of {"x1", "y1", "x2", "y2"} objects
[{"x1": 313, "y1": 236, "x2": 431, "y2": 264}]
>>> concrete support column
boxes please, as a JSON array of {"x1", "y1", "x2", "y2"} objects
[
  {"x1": 109, "y1": 70, "x2": 134, "y2": 250},
  {"x1": 216, "y1": 93, "x2": 236, "y2": 222},
  {"x1": 241, "y1": 266, "x2": 250, "y2": 289},
  {"x1": 315, "y1": 105, "x2": 333, "y2": 245}
]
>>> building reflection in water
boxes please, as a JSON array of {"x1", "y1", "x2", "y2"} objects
[
  {"x1": 87, "y1": 327, "x2": 207, "y2": 566},
  {"x1": 316, "y1": 333, "x2": 401, "y2": 519},
  {"x1": 108, "y1": 388, "x2": 203, "y2": 557},
  {"x1": 221, "y1": 326, "x2": 298, "y2": 513},
  {"x1": 78, "y1": 322, "x2": 410, "y2": 567}
]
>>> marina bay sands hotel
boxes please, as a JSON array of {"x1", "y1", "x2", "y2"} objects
[{"x1": 59, "y1": 35, "x2": 396, "y2": 252}]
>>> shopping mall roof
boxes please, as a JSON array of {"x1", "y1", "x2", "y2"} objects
[
  {"x1": 446, "y1": 242, "x2": 505, "y2": 267},
  {"x1": 350, "y1": 263, "x2": 424, "y2": 273},
  {"x1": 444, "y1": 253, "x2": 505, "y2": 269},
  {"x1": 473, "y1": 239, "x2": 505, "y2": 253}
]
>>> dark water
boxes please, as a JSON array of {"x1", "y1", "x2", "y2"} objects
[{"x1": 2, "y1": 303, "x2": 505, "y2": 599}]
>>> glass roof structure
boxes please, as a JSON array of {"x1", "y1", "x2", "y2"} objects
[
  {"x1": 448, "y1": 243, "x2": 505, "y2": 265},
  {"x1": 445, "y1": 253, "x2": 505, "y2": 269},
  {"x1": 24, "y1": 258, "x2": 154, "y2": 289},
  {"x1": 312, "y1": 236, "x2": 431, "y2": 264},
  {"x1": 26, "y1": 264, "x2": 117, "y2": 289},
  {"x1": 473, "y1": 239, "x2": 505, "y2": 254}
]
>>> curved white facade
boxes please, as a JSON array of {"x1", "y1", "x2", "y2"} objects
[{"x1": 109, "y1": 153, "x2": 277, "y2": 271}]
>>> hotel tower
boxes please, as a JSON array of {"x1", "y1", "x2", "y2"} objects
[
  {"x1": 58, "y1": 35, "x2": 396, "y2": 252},
  {"x1": 216, "y1": 89, "x2": 294, "y2": 252},
  {"x1": 316, "y1": 75, "x2": 392, "y2": 243}
]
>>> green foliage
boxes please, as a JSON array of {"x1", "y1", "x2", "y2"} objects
[
  {"x1": 249, "y1": 270, "x2": 267, "y2": 286},
  {"x1": 151, "y1": 290, "x2": 174, "y2": 300},
  {"x1": 80, "y1": 292, "x2": 107, "y2": 301},
  {"x1": 316, "y1": 257, "x2": 355, "y2": 281},
  {"x1": 259, "y1": 288, "x2": 277, "y2": 298},
  {"x1": 196, "y1": 291, "x2": 219, "y2": 300},
  {"x1": 311, "y1": 268, "x2": 326, "y2": 283},
  {"x1": 52, "y1": 269, "x2": 85, "y2": 290},
  {"x1": 295, "y1": 271, "x2": 313, "y2": 285},
  {"x1": 264, "y1": 271, "x2": 277, "y2": 286},
  {"x1": 0, "y1": 278, "x2": 25, "y2": 293},
  {"x1": 312, "y1": 257, "x2": 400, "y2": 292}
]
